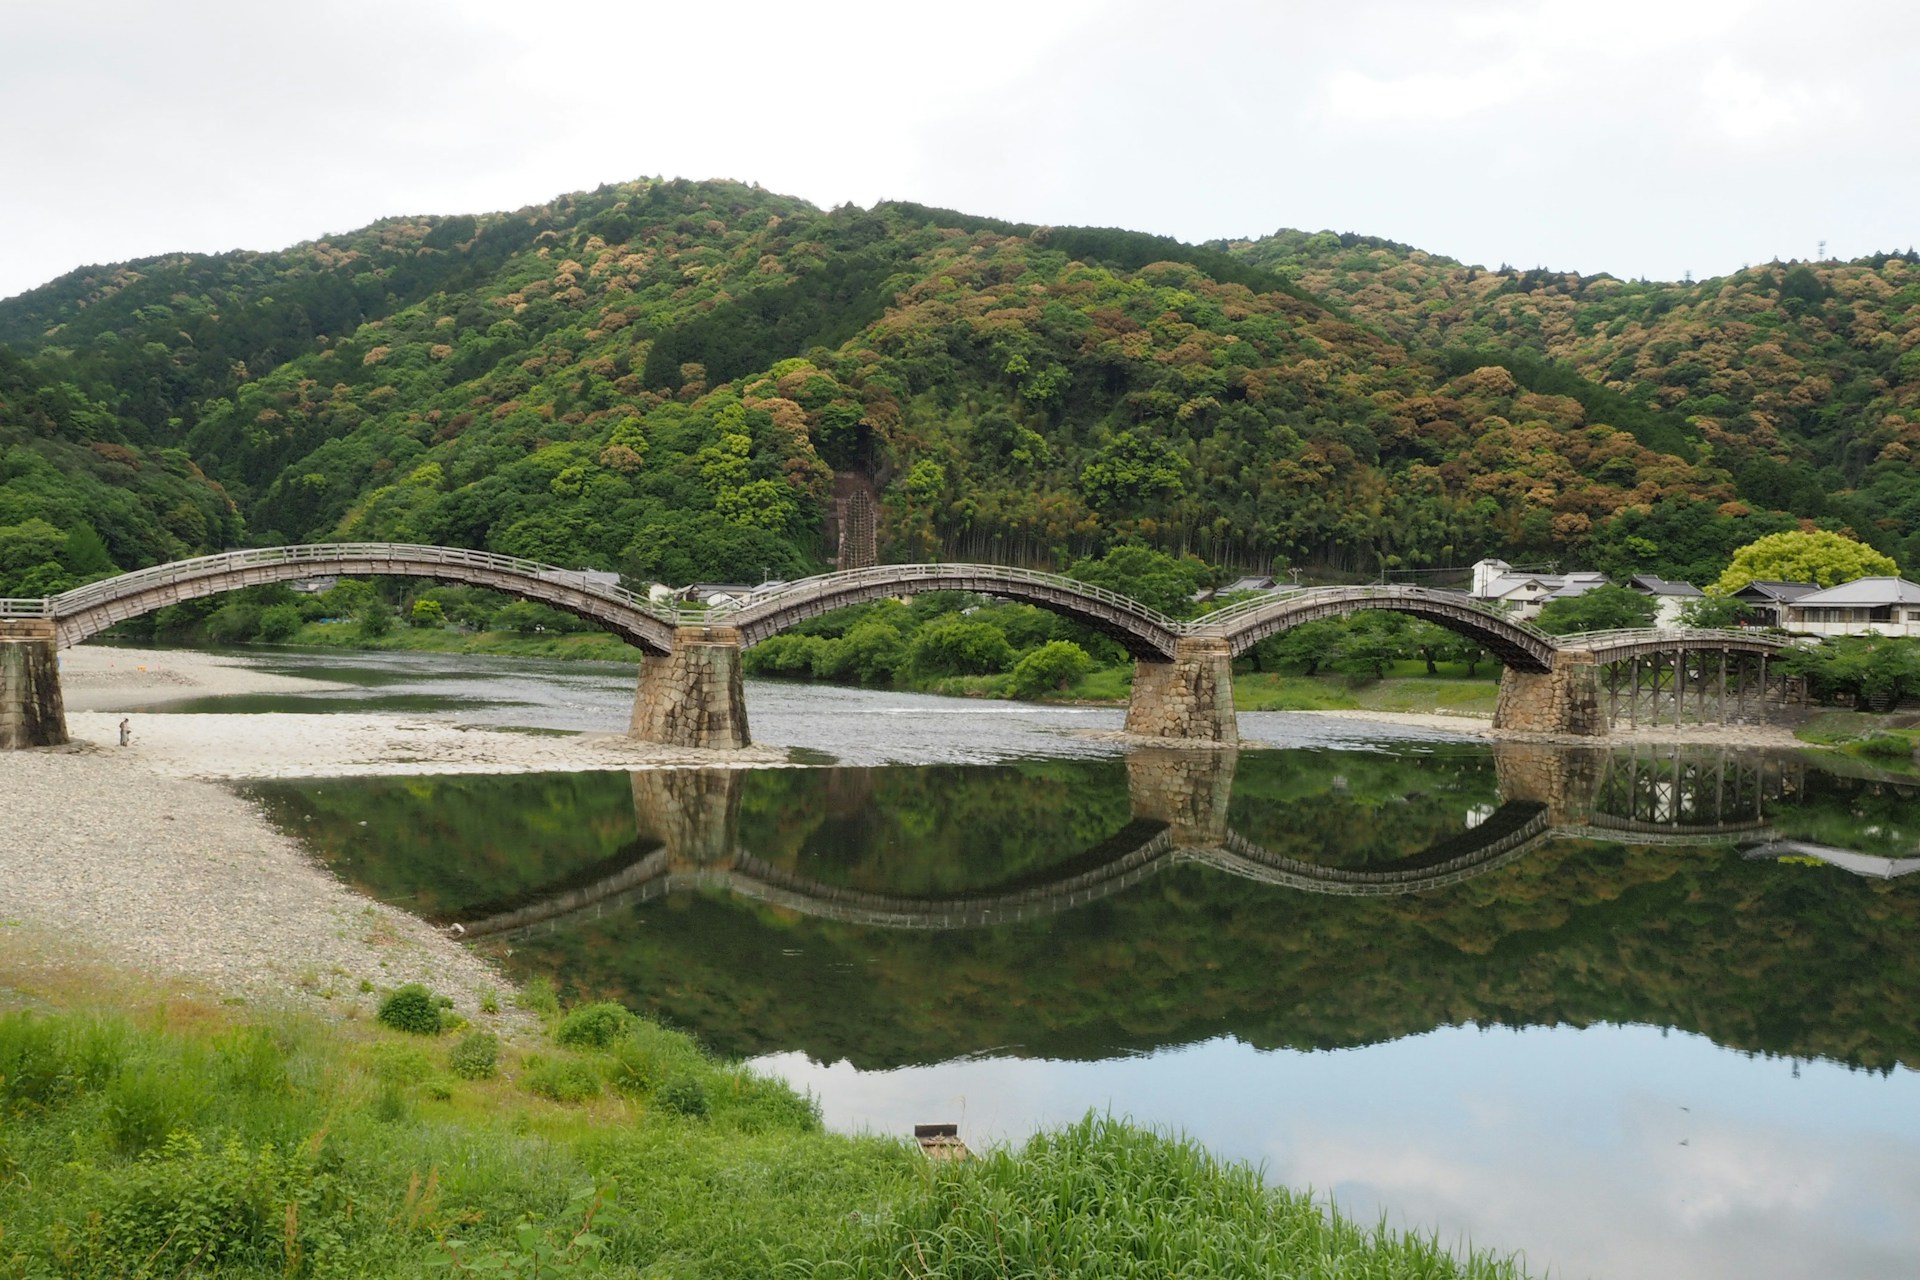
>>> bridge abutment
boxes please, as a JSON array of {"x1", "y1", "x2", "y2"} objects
[
  {"x1": 1124, "y1": 637, "x2": 1237, "y2": 744},
  {"x1": 1493, "y1": 651, "x2": 1607, "y2": 736},
  {"x1": 630, "y1": 627, "x2": 750, "y2": 749},
  {"x1": 0, "y1": 621, "x2": 68, "y2": 749}
]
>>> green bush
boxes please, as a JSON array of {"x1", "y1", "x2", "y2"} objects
[
  {"x1": 658, "y1": 1077, "x2": 710, "y2": 1118},
  {"x1": 805, "y1": 1113, "x2": 1529, "y2": 1277},
  {"x1": 523, "y1": 1057, "x2": 601, "y2": 1104},
  {"x1": 554, "y1": 1001, "x2": 635, "y2": 1049},
  {"x1": 449, "y1": 1031, "x2": 499, "y2": 1081},
  {"x1": 0, "y1": 1011, "x2": 129, "y2": 1108},
  {"x1": 256, "y1": 603, "x2": 304, "y2": 642},
  {"x1": 96, "y1": 1132, "x2": 328, "y2": 1274},
  {"x1": 605, "y1": 1019, "x2": 703, "y2": 1097},
  {"x1": 1009, "y1": 640, "x2": 1094, "y2": 700},
  {"x1": 375, "y1": 984, "x2": 443, "y2": 1036},
  {"x1": 1851, "y1": 732, "x2": 1916, "y2": 759}
]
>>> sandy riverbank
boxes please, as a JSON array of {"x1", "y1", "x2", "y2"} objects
[{"x1": 59, "y1": 643, "x2": 354, "y2": 709}]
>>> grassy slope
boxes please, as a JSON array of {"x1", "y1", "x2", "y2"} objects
[{"x1": 0, "y1": 959, "x2": 1530, "y2": 1279}]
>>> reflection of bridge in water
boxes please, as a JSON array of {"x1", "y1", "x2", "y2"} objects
[{"x1": 456, "y1": 745, "x2": 1801, "y2": 940}]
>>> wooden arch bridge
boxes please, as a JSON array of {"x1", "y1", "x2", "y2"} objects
[{"x1": 1, "y1": 543, "x2": 1798, "y2": 749}]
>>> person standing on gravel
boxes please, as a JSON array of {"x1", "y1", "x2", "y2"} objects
[{"x1": 118, "y1": 717, "x2": 131, "y2": 747}]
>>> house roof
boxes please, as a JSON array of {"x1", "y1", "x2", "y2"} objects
[
  {"x1": 1478, "y1": 570, "x2": 1606, "y2": 600},
  {"x1": 1733, "y1": 580, "x2": 1820, "y2": 603},
  {"x1": 1544, "y1": 579, "x2": 1609, "y2": 600},
  {"x1": 1628, "y1": 574, "x2": 1704, "y2": 598},
  {"x1": 1790, "y1": 577, "x2": 1920, "y2": 607}
]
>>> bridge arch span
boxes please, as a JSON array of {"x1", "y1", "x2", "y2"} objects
[
  {"x1": 45, "y1": 544, "x2": 680, "y2": 654},
  {"x1": 728, "y1": 564, "x2": 1183, "y2": 661},
  {"x1": 1201, "y1": 585, "x2": 1558, "y2": 673}
]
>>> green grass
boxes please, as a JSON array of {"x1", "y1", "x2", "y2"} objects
[
  {"x1": 791, "y1": 1113, "x2": 1527, "y2": 1279},
  {"x1": 0, "y1": 985, "x2": 1535, "y2": 1279},
  {"x1": 1794, "y1": 711, "x2": 1920, "y2": 769},
  {"x1": 1235, "y1": 664, "x2": 1502, "y2": 717}
]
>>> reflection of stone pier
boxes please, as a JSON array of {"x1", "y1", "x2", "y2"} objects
[
  {"x1": 1493, "y1": 742, "x2": 1604, "y2": 827},
  {"x1": 630, "y1": 767, "x2": 744, "y2": 868},
  {"x1": 1127, "y1": 749, "x2": 1237, "y2": 847}
]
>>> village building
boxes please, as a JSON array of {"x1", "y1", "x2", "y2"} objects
[
  {"x1": 1729, "y1": 580, "x2": 1819, "y2": 627},
  {"x1": 1467, "y1": 559, "x2": 1609, "y2": 621},
  {"x1": 1626, "y1": 574, "x2": 1705, "y2": 628},
  {"x1": 1782, "y1": 577, "x2": 1920, "y2": 638}
]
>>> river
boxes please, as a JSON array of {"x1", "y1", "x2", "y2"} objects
[{"x1": 159, "y1": 647, "x2": 1920, "y2": 1280}]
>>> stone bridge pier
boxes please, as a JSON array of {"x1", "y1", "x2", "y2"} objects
[
  {"x1": 1492, "y1": 650, "x2": 1606, "y2": 736},
  {"x1": 630, "y1": 627, "x2": 750, "y2": 749},
  {"x1": 1124, "y1": 637, "x2": 1237, "y2": 744},
  {"x1": 0, "y1": 620, "x2": 67, "y2": 749},
  {"x1": 1127, "y1": 747, "x2": 1238, "y2": 846},
  {"x1": 1493, "y1": 741, "x2": 1604, "y2": 826}
]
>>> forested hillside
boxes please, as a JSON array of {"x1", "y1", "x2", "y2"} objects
[
  {"x1": 1235, "y1": 232, "x2": 1920, "y2": 570},
  {"x1": 0, "y1": 178, "x2": 1912, "y2": 597}
]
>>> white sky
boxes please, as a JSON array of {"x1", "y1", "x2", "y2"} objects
[{"x1": 4, "y1": 0, "x2": 1917, "y2": 302}]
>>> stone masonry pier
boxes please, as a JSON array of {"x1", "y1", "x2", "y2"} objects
[
  {"x1": 630, "y1": 626, "x2": 750, "y2": 749},
  {"x1": 1491, "y1": 650, "x2": 1606, "y2": 736},
  {"x1": 0, "y1": 620, "x2": 67, "y2": 749},
  {"x1": 1124, "y1": 637, "x2": 1238, "y2": 744}
]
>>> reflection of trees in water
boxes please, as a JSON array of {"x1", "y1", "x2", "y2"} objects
[{"x1": 250, "y1": 747, "x2": 1920, "y2": 1073}]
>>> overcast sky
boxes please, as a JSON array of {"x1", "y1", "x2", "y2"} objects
[{"x1": 5, "y1": 0, "x2": 1917, "y2": 302}]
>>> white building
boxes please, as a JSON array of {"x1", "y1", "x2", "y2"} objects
[
  {"x1": 1627, "y1": 574, "x2": 1705, "y2": 629},
  {"x1": 1783, "y1": 577, "x2": 1920, "y2": 638},
  {"x1": 1468, "y1": 559, "x2": 1609, "y2": 621}
]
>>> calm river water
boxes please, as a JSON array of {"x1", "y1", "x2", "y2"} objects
[{"x1": 193, "y1": 649, "x2": 1920, "y2": 1280}]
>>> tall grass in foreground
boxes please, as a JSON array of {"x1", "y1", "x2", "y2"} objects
[
  {"x1": 0, "y1": 999, "x2": 1531, "y2": 1278},
  {"x1": 794, "y1": 1113, "x2": 1526, "y2": 1279}
]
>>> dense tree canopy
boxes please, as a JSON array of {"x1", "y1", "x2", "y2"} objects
[
  {"x1": 1710, "y1": 529, "x2": 1901, "y2": 592},
  {"x1": 0, "y1": 179, "x2": 1911, "y2": 599}
]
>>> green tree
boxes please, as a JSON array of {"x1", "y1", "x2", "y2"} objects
[
  {"x1": 1251, "y1": 618, "x2": 1348, "y2": 675},
  {"x1": 909, "y1": 617, "x2": 1015, "y2": 677},
  {"x1": 1335, "y1": 612, "x2": 1410, "y2": 680},
  {"x1": 1065, "y1": 545, "x2": 1209, "y2": 618},
  {"x1": 1534, "y1": 585, "x2": 1658, "y2": 635},
  {"x1": 409, "y1": 599, "x2": 447, "y2": 629},
  {"x1": 1676, "y1": 595, "x2": 1755, "y2": 629},
  {"x1": 257, "y1": 603, "x2": 304, "y2": 642},
  {"x1": 357, "y1": 598, "x2": 395, "y2": 640},
  {"x1": 1010, "y1": 640, "x2": 1094, "y2": 699},
  {"x1": 1712, "y1": 530, "x2": 1899, "y2": 593}
]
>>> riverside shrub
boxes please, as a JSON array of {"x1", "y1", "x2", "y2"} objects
[
  {"x1": 450, "y1": 1031, "x2": 499, "y2": 1080},
  {"x1": 554, "y1": 1001, "x2": 634, "y2": 1049},
  {"x1": 375, "y1": 983, "x2": 443, "y2": 1035}
]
